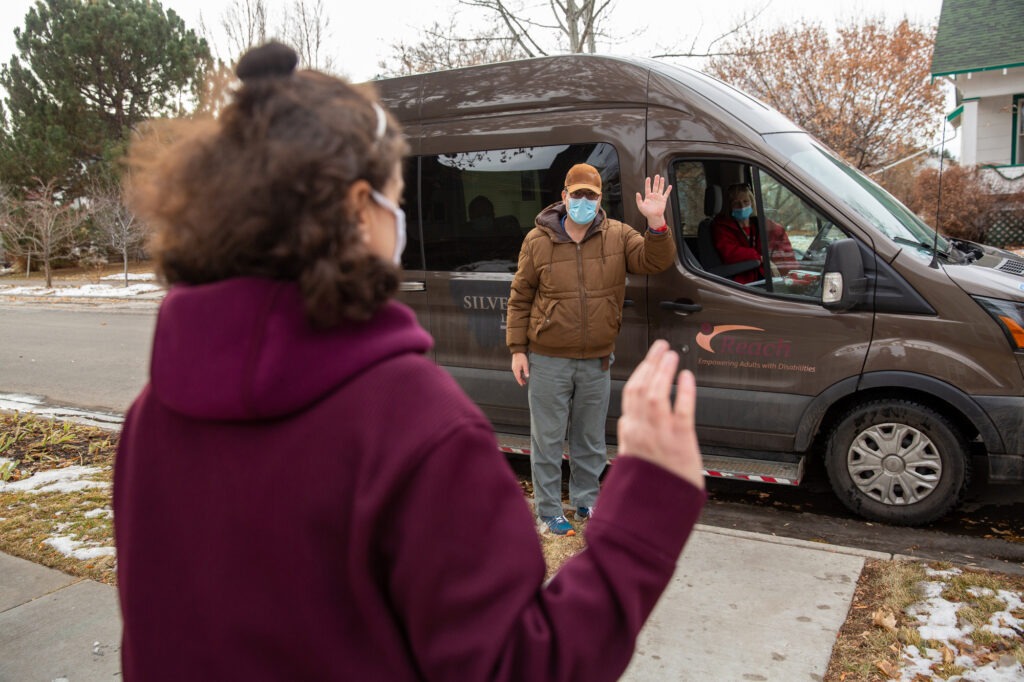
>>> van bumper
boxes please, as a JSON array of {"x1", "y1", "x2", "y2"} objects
[{"x1": 975, "y1": 395, "x2": 1024, "y2": 483}]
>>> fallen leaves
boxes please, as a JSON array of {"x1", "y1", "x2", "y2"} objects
[
  {"x1": 873, "y1": 609, "x2": 897, "y2": 633},
  {"x1": 874, "y1": 658, "x2": 899, "y2": 678}
]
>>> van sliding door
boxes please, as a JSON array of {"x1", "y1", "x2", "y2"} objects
[{"x1": 417, "y1": 110, "x2": 647, "y2": 434}]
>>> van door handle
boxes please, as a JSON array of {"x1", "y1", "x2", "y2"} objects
[
  {"x1": 659, "y1": 300, "x2": 702, "y2": 314},
  {"x1": 400, "y1": 281, "x2": 426, "y2": 292},
  {"x1": 623, "y1": 298, "x2": 634, "y2": 308}
]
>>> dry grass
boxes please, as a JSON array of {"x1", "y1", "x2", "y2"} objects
[
  {"x1": 824, "y1": 559, "x2": 1024, "y2": 681},
  {"x1": 0, "y1": 412, "x2": 117, "y2": 584}
]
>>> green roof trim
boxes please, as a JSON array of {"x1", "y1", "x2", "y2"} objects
[
  {"x1": 933, "y1": 61, "x2": 1024, "y2": 79},
  {"x1": 946, "y1": 105, "x2": 963, "y2": 122},
  {"x1": 931, "y1": 0, "x2": 1024, "y2": 76}
]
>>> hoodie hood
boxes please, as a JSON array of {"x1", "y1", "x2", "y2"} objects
[
  {"x1": 149, "y1": 278, "x2": 432, "y2": 421},
  {"x1": 535, "y1": 201, "x2": 606, "y2": 242}
]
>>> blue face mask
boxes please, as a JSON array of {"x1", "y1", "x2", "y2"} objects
[
  {"x1": 568, "y1": 197, "x2": 600, "y2": 224},
  {"x1": 732, "y1": 206, "x2": 754, "y2": 221}
]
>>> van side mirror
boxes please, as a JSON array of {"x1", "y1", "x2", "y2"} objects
[{"x1": 821, "y1": 238, "x2": 868, "y2": 311}]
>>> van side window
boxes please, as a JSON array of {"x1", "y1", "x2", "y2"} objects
[
  {"x1": 755, "y1": 169, "x2": 848, "y2": 298},
  {"x1": 672, "y1": 161, "x2": 706, "y2": 267},
  {"x1": 672, "y1": 158, "x2": 849, "y2": 301},
  {"x1": 416, "y1": 143, "x2": 621, "y2": 272}
]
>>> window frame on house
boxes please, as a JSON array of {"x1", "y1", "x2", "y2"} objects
[{"x1": 1014, "y1": 93, "x2": 1024, "y2": 165}]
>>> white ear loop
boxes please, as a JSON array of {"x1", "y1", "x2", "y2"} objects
[{"x1": 371, "y1": 102, "x2": 387, "y2": 141}]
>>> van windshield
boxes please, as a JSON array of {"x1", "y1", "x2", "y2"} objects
[{"x1": 765, "y1": 133, "x2": 950, "y2": 257}]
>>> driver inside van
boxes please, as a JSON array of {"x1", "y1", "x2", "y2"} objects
[{"x1": 711, "y1": 183, "x2": 798, "y2": 284}]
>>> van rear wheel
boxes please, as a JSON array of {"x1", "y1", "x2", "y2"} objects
[{"x1": 825, "y1": 400, "x2": 970, "y2": 526}]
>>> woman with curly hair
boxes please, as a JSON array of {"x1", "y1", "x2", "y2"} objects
[{"x1": 114, "y1": 41, "x2": 706, "y2": 680}]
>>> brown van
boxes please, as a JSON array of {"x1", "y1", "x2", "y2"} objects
[{"x1": 374, "y1": 54, "x2": 1024, "y2": 526}]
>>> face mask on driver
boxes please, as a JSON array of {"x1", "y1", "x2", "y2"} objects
[{"x1": 731, "y1": 206, "x2": 753, "y2": 221}]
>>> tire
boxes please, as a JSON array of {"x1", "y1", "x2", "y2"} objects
[{"x1": 825, "y1": 399, "x2": 971, "y2": 526}]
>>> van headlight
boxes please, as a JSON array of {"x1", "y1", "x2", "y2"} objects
[{"x1": 973, "y1": 295, "x2": 1024, "y2": 350}]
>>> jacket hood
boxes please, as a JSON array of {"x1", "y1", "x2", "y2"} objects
[
  {"x1": 149, "y1": 278, "x2": 433, "y2": 421},
  {"x1": 535, "y1": 201, "x2": 606, "y2": 242}
]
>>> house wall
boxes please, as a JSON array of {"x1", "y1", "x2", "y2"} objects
[
  {"x1": 950, "y1": 68, "x2": 1024, "y2": 100},
  {"x1": 975, "y1": 95, "x2": 1014, "y2": 165},
  {"x1": 945, "y1": 68, "x2": 1024, "y2": 167}
]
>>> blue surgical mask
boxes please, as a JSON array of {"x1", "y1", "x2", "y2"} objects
[
  {"x1": 371, "y1": 190, "x2": 406, "y2": 265},
  {"x1": 568, "y1": 197, "x2": 599, "y2": 224},
  {"x1": 732, "y1": 206, "x2": 753, "y2": 221}
]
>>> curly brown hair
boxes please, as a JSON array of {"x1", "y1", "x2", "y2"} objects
[{"x1": 126, "y1": 43, "x2": 409, "y2": 329}]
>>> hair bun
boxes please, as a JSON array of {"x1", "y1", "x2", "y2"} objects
[{"x1": 236, "y1": 42, "x2": 298, "y2": 81}]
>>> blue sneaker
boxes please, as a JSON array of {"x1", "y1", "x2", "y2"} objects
[
  {"x1": 576, "y1": 506, "x2": 595, "y2": 521},
  {"x1": 539, "y1": 515, "x2": 575, "y2": 536}
]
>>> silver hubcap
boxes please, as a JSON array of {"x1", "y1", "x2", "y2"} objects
[{"x1": 846, "y1": 422, "x2": 942, "y2": 506}]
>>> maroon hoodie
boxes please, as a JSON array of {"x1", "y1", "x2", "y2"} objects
[{"x1": 114, "y1": 277, "x2": 705, "y2": 680}]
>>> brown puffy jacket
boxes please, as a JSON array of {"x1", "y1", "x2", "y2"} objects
[{"x1": 506, "y1": 202, "x2": 676, "y2": 359}]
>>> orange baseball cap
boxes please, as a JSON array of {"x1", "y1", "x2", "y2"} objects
[{"x1": 564, "y1": 163, "x2": 602, "y2": 194}]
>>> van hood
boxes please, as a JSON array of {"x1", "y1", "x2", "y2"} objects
[{"x1": 943, "y1": 257, "x2": 1024, "y2": 301}]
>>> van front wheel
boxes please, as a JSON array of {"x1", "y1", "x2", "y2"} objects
[{"x1": 825, "y1": 400, "x2": 970, "y2": 526}]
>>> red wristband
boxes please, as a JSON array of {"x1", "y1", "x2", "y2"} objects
[{"x1": 649, "y1": 224, "x2": 668, "y2": 233}]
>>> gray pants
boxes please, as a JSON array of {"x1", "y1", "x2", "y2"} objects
[{"x1": 527, "y1": 352, "x2": 610, "y2": 518}]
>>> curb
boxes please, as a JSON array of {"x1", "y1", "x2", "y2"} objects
[{"x1": 693, "y1": 523, "x2": 894, "y2": 561}]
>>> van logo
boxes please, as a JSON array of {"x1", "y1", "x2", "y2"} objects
[
  {"x1": 449, "y1": 280, "x2": 512, "y2": 347},
  {"x1": 696, "y1": 323, "x2": 794, "y2": 359},
  {"x1": 696, "y1": 324, "x2": 763, "y2": 353}
]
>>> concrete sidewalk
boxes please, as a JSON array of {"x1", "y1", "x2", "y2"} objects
[{"x1": 0, "y1": 525, "x2": 888, "y2": 681}]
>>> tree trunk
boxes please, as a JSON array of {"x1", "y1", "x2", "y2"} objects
[
  {"x1": 123, "y1": 249, "x2": 129, "y2": 287},
  {"x1": 44, "y1": 258, "x2": 52, "y2": 288}
]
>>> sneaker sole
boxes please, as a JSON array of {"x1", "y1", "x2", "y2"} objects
[{"x1": 538, "y1": 523, "x2": 576, "y2": 537}]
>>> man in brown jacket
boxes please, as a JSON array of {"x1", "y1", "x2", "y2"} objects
[{"x1": 507, "y1": 163, "x2": 677, "y2": 535}]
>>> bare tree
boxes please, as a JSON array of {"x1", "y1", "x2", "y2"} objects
[
  {"x1": 194, "y1": 58, "x2": 238, "y2": 117},
  {"x1": 0, "y1": 187, "x2": 19, "y2": 270},
  {"x1": 221, "y1": 0, "x2": 269, "y2": 60},
  {"x1": 282, "y1": 0, "x2": 335, "y2": 72},
  {"x1": 651, "y1": 4, "x2": 771, "y2": 60},
  {"x1": 457, "y1": 0, "x2": 766, "y2": 58},
  {"x1": 378, "y1": 19, "x2": 527, "y2": 77},
  {"x1": 88, "y1": 175, "x2": 150, "y2": 286},
  {"x1": 0, "y1": 180, "x2": 79, "y2": 287},
  {"x1": 460, "y1": 0, "x2": 610, "y2": 55}
]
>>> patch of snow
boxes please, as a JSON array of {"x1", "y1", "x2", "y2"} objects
[
  {"x1": 0, "y1": 393, "x2": 44, "y2": 407},
  {"x1": 0, "y1": 282, "x2": 162, "y2": 297},
  {"x1": 44, "y1": 534, "x2": 115, "y2": 560},
  {"x1": 83, "y1": 507, "x2": 112, "y2": 519},
  {"x1": 100, "y1": 272, "x2": 156, "y2": 281},
  {"x1": 0, "y1": 466, "x2": 109, "y2": 494},
  {"x1": 0, "y1": 393, "x2": 123, "y2": 429},
  {"x1": 899, "y1": 572, "x2": 1024, "y2": 682}
]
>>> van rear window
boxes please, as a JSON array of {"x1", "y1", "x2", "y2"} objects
[{"x1": 405, "y1": 143, "x2": 621, "y2": 272}]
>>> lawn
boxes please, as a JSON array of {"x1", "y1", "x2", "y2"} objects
[{"x1": 2, "y1": 410, "x2": 1021, "y2": 680}]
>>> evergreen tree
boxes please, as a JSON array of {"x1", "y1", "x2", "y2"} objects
[{"x1": 0, "y1": 0, "x2": 211, "y2": 197}]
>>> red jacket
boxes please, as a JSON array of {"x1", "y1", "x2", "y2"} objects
[
  {"x1": 114, "y1": 277, "x2": 705, "y2": 680},
  {"x1": 711, "y1": 215, "x2": 797, "y2": 284}
]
